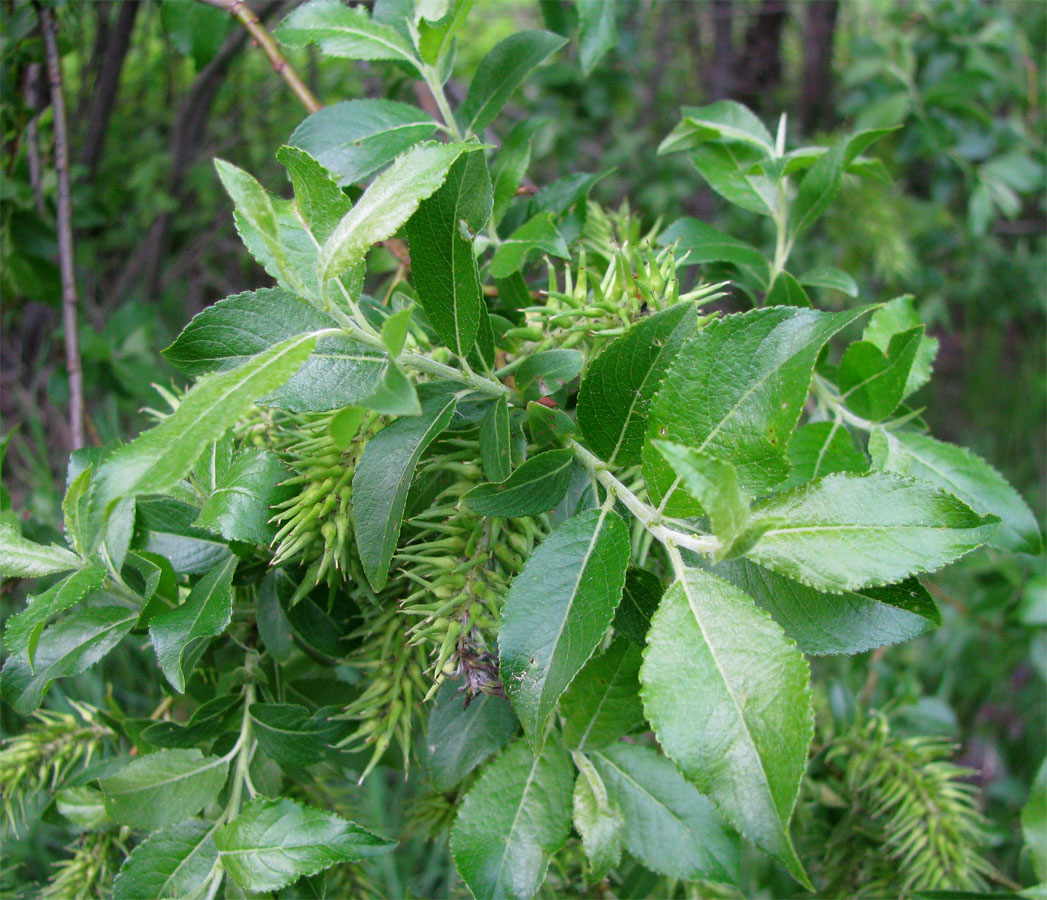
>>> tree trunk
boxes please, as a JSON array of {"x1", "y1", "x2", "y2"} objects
[
  {"x1": 799, "y1": 0, "x2": 839, "y2": 134},
  {"x1": 733, "y1": 0, "x2": 787, "y2": 113},
  {"x1": 705, "y1": 0, "x2": 734, "y2": 102}
]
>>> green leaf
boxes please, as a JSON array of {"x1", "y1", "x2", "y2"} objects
[
  {"x1": 747, "y1": 471, "x2": 1000, "y2": 592},
  {"x1": 405, "y1": 151, "x2": 492, "y2": 355},
  {"x1": 590, "y1": 742, "x2": 740, "y2": 884},
  {"x1": 1023, "y1": 760, "x2": 1047, "y2": 884},
  {"x1": 275, "y1": 0, "x2": 420, "y2": 69},
  {"x1": 659, "y1": 101, "x2": 774, "y2": 156},
  {"x1": 479, "y1": 397, "x2": 512, "y2": 482},
  {"x1": 95, "y1": 334, "x2": 315, "y2": 516},
  {"x1": 217, "y1": 797, "x2": 395, "y2": 893},
  {"x1": 63, "y1": 466, "x2": 93, "y2": 557},
  {"x1": 526, "y1": 401, "x2": 575, "y2": 447},
  {"x1": 380, "y1": 306, "x2": 413, "y2": 357},
  {"x1": 4, "y1": 564, "x2": 106, "y2": 665},
  {"x1": 783, "y1": 421, "x2": 868, "y2": 488},
  {"x1": 100, "y1": 749, "x2": 230, "y2": 830},
  {"x1": 766, "y1": 271, "x2": 811, "y2": 307},
  {"x1": 715, "y1": 558, "x2": 940, "y2": 655},
  {"x1": 277, "y1": 145, "x2": 352, "y2": 244},
  {"x1": 319, "y1": 141, "x2": 479, "y2": 280},
  {"x1": 644, "y1": 305, "x2": 869, "y2": 511},
  {"x1": 514, "y1": 349, "x2": 584, "y2": 402},
  {"x1": 838, "y1": 327, "x2": 923, "y2": 421},
  {"x1": 250, "y1": 704, "x2": 346, "y2": 767},
  {"x1": 358, "y1": 361, "x2": 421, "y2": 416},
  {"x1": 197, "y1": 450, "x2": 289, "y2": 545},
  {"x1": 464, "y1": 449, "x2": 575, "y2": 517},
  {"x1": 141, "y1": 694, "x2": 242, "y2": 750},
  {"x1": 289, "y1": 99, "x2": 438, "y2": 186},
  {"x1": 491, "y1": 118, "x2": 549, "y2": 226},
  {"x1": 1, "y1": 605, "x2": 136, "y2": 715},
  {"x1": 499, "y1": 506, "x2": 630, "y2": 744},
  {"x1": 150, "y1": 556, "x2": 237, "y2": 693},
  {"x1": 799, "y1": 265, "x2": 859, "y2": 297},
  {"x1": 457, "y1": 30, "x2": 567, "y2": 135},
  {"x1": 640, "y1": 567, "x2": 812, "y2": 886},
  {"x1": 870, "y1": 429, "x2": 1043, "y2": 556},
  {"x1": 427, "y1": 678, "x2": 519, "y2": 792},
  {"x1": 0, "y1": 521, "x2": 81, "y2": 578},
  {"x1": 112, "y1": 819, "x2": 219, "y2": 900},
  {"x1": 862, "y1": 294, "x2": 938, "y2": 397},
  {"x1": 561, "y1": 636, "x2": 644, "y2": 751},
  {"x1": 688, "y1": 141, "x2": 778, "y2": 216},
  {"x1": 572, "y1": 754, "x2": 623, "y2": 880},
  {"x1": 135, "y1": 497, "x2": 232, "y2": 575},
  {"x1": 450, "y1": 736, "x2": 573, "y2": 900},
  {"x1": 658, "y1": 218, "x2": 765, "y2": 268},
  {"x1": 353, "y1": 391, "x2": 458, "y2": 590},
  {"x1": 489, "y1": 211, "x2": 569, "y2": 279},
  {"x1": 612, "y1": 567, "x2": 663, "y2": 646},
  {"x1": 55, "y1": 785, "x2": 110, "y2": 831},
  {"x1": 578, "y1": 303, "x2": 698, "y2": 466},
  {"x1": 577, "y1": 0, "x2": 616, "y2": 74}
]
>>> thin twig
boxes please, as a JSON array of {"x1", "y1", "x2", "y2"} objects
[
  {"x1": 23, "y1": 64, "x2": 46, "y2": 216},
  {"x1": 198, "y1": 0, "x2": 322, "y2": 114},
  {"x1": 38, "y1": 5, "x2": 84, "y2": 450}
]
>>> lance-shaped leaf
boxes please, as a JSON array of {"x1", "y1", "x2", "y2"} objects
[
  {"x1": 783, "y1": 421, "x2": 868, "y2": 488},
  {"x1": 274, "y1": 0, "x2": 420, "y2": 70},
  {"x1": 612, "y1": 567, "x2": 663, "y2": 646},
  {"x1": 799, "y1": 265, "x2": 859, "y2": 297},
  {"x1": 94, "y1": 333, "x2": 315, "y2": 517},
  {"x1": 289, "y1": 99, "x2": 438, "y2": 186},
  {"x1": 590, "y1": 742, "x2": 740, "y2": 884},
  {"x1": 838, "y1": 327, "x2": 923, "y2": 421},
  {"x1": 353, "y1": 392, "x2": 458, "y2": 590},
  {"x1": 578, "y1": 303, "x2": 698, "y2": 466},
  {"x1": 479, "y1": 397, "x2": 512, "y2": 482},
  {"x1": 216, "y1": 797, "x2": 395, "y2": 893},
  {"x1": 870, "y1": 429, "x2": 1043, "y2": 556},
  {"x1": 0, "y1": 521, "x2": 81, "y2": 578},
  {"x1": 405, "y1": 151, "x2": 492, "y2": 356},
  {"x1": 573, "y1": 754, "x2": 623, "y2": 880},
  {"x1": 464, "y1": 449, "x2": 575, "y2": 517},
  {"x1": 150, "y1": 556, "x2": 237, "y2": 693},
  {"x1": 766, "y1": 271, "x2": 811, "y2": 307},
  {"x1": 514, "y1": 349, "x2": 583, "y2": 401},
  {"x1": 862, "y1": 295, "x2": 938, "y2": 397},
  {"x1": 639, "y1": 567, "x2": 813, "y2": 886},
  {"x1": 99, "y1": 749, "x2": 231, "y2": 830},
  {"x1": 644, "y1": 305, "x2": 870, "y2": 513},
  {"x1": 658, "y1": 218, "x2": 765, "y2": 268},
  {"x1": 277, "y1": 145, "x2": 351, "y2": 244},
  {"x1": 489, "y1": 211, "x2": 569, "y2": 279},
  {"x1": 746, "y1": 471, "x2": 1001, "y2": 592},
  {"x1": 715, "y1": 558, "x2": 940, "y2": 655},
  {"x1": 112, "y1": 819, "x2": 218, "y2": 900},
  {"x1": 659, "y1": 101, "x2": 775, "y2": 156},
  {"x1": 499, "y1": 506, "x2": 630, "y2": 744},
  {"x1": 450, "y1": 736, "x2": 573, "y2": 900},
  {"x1": 561, "y1": 637, "x2": 644, "y2": 751},
  {"x1": 577, "y1": 0, "x2": 617, "y2": 75},
  {"x1": 250, "y1": 704, "x2": 347, "y2": 767},
  {"x1": 491, "y1": 118, "x2": 549, "y2": 225},
  {"x1": 319, "y1": 142, "x2": 480, "y2": 281},
  {"x1": 457, "y1": 30, "x2": 567, "y2": 135},
  {"x1": 196, "y1": 449, "x2": 290, "y2": 545}
]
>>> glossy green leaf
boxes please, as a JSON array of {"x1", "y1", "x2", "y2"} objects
[
  {"x1": 838, "y1": 327, "x2": 923, "y2": 421},
  {"x1": 277, "y1": 145, "x2": 351, "y2": 244},
  {"x1": 688, "y1": 141, "x2": 778, "y2": 216},
  {"x1": 798, "y1": 265, "x2": 859, "y2": 297},
  {"x1": 644, "y1": 305, "x2": 869, "y2": 512},
  {"x1": 658, "y1": 218, "x2": 764, "y2": 268},
  {"x1": 150, "y1": 556, "x2": 237, "y2": 692},
  {"x1": 514, "y1": 348, "x2": 583, "y2": 400},
  {"x1": 479, "y1": 397, "x2": 512, "y2": 482},
  {"x1": 112, "y1": 819, "x2": 218, "y2": 900},
  {"x1": 578, "y1": 303, "x2": 698, "y2": 466},
  {"x1": 561, "y1": 637, "x2": 644, "y2": 751},
  {"x1": 590, "y1": 742, "x2": 740, "y2": 884},
  {"x1": 289, "y1": 99, "x2": 437, "y2": 186},
  {"x1": 450, "y1": 736, "x2": 573, "y2": 900},
  {"x1": 141, "y1": 694, "x2": 243, "y2": 750},
  {"x1": 427, "y1": 678, "x2": 519, "y2": 793},
  {"x1": 216, "y1": 797, "x2": 395, "y2": 893},
  {"x1": 405, "y1": 151, "x2": 492, "y2": 355},
  {"x1": 0, "y1": 521, "x2": 81, "y2": 578},
  {"x1": 526, "y1": 401, "x2": 574, "y2": 447},
  {"x1": 353, "y1": 392, "x2": 458, "y2": 590},
  {"x1": 572, "y1": 754, "x2": 623, "y2": 880},
  {"x1": 491, "y1": 118, "x2": 549, "y2": 225},
  {"x1": 357, "y1": 360, "x2": 421, "y2": 416},
  {"x1": 55, "y1": 784, "x2": 109, "y2": 831},
  {"x1": 747, "y1": 471, "x2": 1000, "y2": 592},
  {"x1": 380, "y1": 306, "x2": 413, "y2": 358},
  {"x1": 870, "y1": 429, "x2": 1043, "y2": 555},
  {"x1": 640, "y1": 567, "x2": 812, "y2": 886},
  {"x1": 465, "y1": 449, "x2": 575, "y2": 517},
  {"x1": 715, "y1": 558, "x2": 940, "y2": 655},
  {"x1": 319, "y1": 142, "x2": 479, "y2": 280},
  {"x1": 577, "y1": 0, "x2": 617, "y2": 74},
  {"x1": 499, "y1": 506, "x2": 630, "y2": 743},
  {"x1": 63, "y1": 466, "x2": 93, "y2": 557},
  {"x1": 490, "y1": 211, "x2": 570, "y2": 279},
  {"x1": 457, "y1": 30, "x2": 567, "y2": 135},
  {"x1": 766, "y1": 271, "x2": 811, "y2": 307},
  {"x1": 196, "y1": 450, "x2": 289, "y2": 545},
  {"x1": 783, "y1": 421, "x2": 868, "y2": 488},
  {"x1": 250, "y1": 704, "x2": 346, "y2": 767},
  {"x1": 135, "y1": 497, "x2": 232, "y2": 575},
  {"x1": 612, "y1": 567, "x2": 663, "y2": 646},
  {"x1": 659, "y1": 101, "x2": 774, "y2": 156},
  {"x1": 274, "y1": 0, "x2": 420, "y2": 69},
  {"x1": 862, "y1": 294, "x2": 938, "y2": 398},
  {"x1": 100, "y1": 749, "x2": 230, "y2": 830}
]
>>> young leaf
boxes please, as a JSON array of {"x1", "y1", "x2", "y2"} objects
[
  {"x1": 99, "y1": 749, "x2": 231, "y2": 830},
  {"x1": 464, "y1": 448, "x2": 575, "y2": 517},
  {"x1": 687, "y1": 141, "x2": 778, "y2": 216},
  {"x1": 353, "y1": 392, "x2": 458, "y2": 590},
  {"x1": 590, "y1": 742, "x2": 740, "y2": 884},
  {"x1": 216, "y1": 797, "x2": 395, "y2": 893},
  {"x1": 766, "y1": 271, "x2": 811, "y2": 307},
  {"x1": 747, "y1": 471, "x2": 1000, "y2": 592},
  {"x1": 357, "y1": 360, "x2": 421, "y2": 416},
  {"x1": 577, "y1": 302, "x2": 698, "y2": 466},
  {"x1": 572, "y1": 754, "x2": 623, "y2": 880},
  {"x1": 526, "y1": 401, "x2": 575, "y2": 447},
  {"x1": 479, "y1": 397, "x2": 512, "y2": 482},
  {"x1": 319, "y1": 142, "x2": 480, "y2": 280},
  {"x1": 135, "y1": 497, "x2": 233, "y2": 575},
  {"x1": 55, "y1": 784, "x2": 109, "y2": 831},
  {"x1": 457, "y1": 30, "x2": 567, "y2": 135},
  {"x1": 380, "y1": 306, "x2": 414, "y2": 357},
  {"x1": 799, "y1": 265, "x2": 859, "y2": 297},
  {"x1": 862, "y1": 294, "x2": 938, "y2": 397},
  {"x1": 514, "y1": 348, "x2": 583, "y2": 401},
  {"x1": 196, "y1": 449, "x2": 289, "y2": 545},
  {"x1": 427, "y1": 678, "x2": 519, "y2": 793},
  {"x1": 783, "y1": 420, "x2": 868, "y2": 487},
  {"x1": 94, "y1": 333, "x2": 315, "y2": 516},
  {"x1": 489, "y1": 210, "x2": 570, "y2": 279},
  {"x1": 0, "y1": 521, "x2": 81, "y2": 578},
  {"x1": 838, "y1": 327, "x2": 923, "y2": 421},
  {"x1": 250, "y1": 704, "x2": 346, "y2": 767},
  {"x1": 491, "y1": 118, "x2": 549, "y2": 225},
  {"x1": 62, "y1": 466, "x2": 93, "y2": 557},
  {"x1": 561, "y1": 636, "x2": 644, "y2": 751},
  {"x1": 112, "y1": 819, "x2": 218, "y2": 900},
  {"x1": 141, "y1": 694, "x2": 243, "y2": 750},
  {"x1": 150, "y1": 556, "x2": 237, "y2": 693},
  {"x1": 277, "y1": 145, "x2": 352, "y2": 244},
  {"x1": 289, "y1": 99, "x2": 438, "y2": 186},
  {"x1": 499, "y1": 506, "x2": 630, "y2": 744},
  {"x1": 714, "y1": 558, "x2": 940, "y2": 655},
  {"x1": 405, "y1": 151, "x2": 492, "y2": 356},
  {"x1": 450, "y1": 736, "x2": 573, "y2": 900},
  {"x1": 644, "y1": 305, "x2": 869, "y2": 511},
  {"x1": 870, "y1": 429, "x2": 1043, "y2": 555},
  {"x1": 612, "y1": 567, "x2": 663, "y2": 646},
  {"x1": 658, "y1": 218, "x2": 765, "y2": 268},
  {"x1": 640, "y1": 567, "x2": 813, "y2": 886},
  {"x1": 577, "y1": 0, "x2": 617, "y2": 74},
  {"x1": 659, "y1": 101, "x2": 775, "y2": 156}
]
